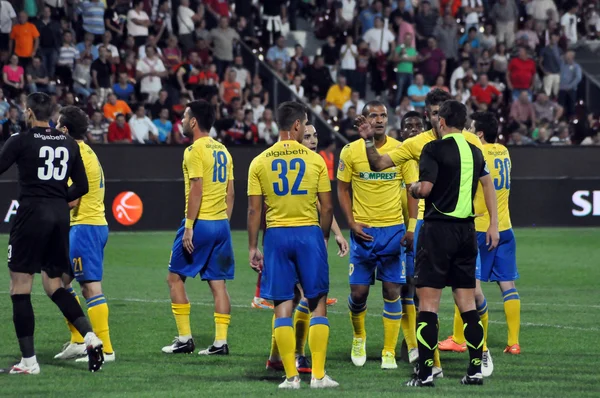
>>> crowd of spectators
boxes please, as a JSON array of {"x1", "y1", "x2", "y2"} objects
[{"x1": 0, "y1": 0, "x2": 597, "y2": 148}]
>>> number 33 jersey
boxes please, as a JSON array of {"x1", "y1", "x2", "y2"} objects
[
  {"x1": 247, "y1": 140, "x2": 331, "y2": 228},
  {"x1": 183, "y1": 136, "x2": 234, "y2": 220},
  {"x1": 0, "y1": 126, "x2": 86, "y2": 200}
]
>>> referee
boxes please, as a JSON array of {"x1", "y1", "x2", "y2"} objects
[{"x1": 407, "y1": 100, "x2": 500, "y2": 387}]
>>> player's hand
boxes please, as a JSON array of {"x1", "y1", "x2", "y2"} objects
[
  {"x1": 335, "y1": 234, "x2": 349, "y2": 257},
  {"x1": 183, "y1": 228, "x2": 194, "y2": 254},
  {"x1": 486, "y1": 225, "x2": 500, "y2": 251},
  {"x1": 249, "y1": 247, "x2": 264, "y2": 273},
  {"x1": 401, "y1": 231, "x2": 414, "y2": 250},
  {"x1": 355, "y1": 115, "x2": 375, "y2": 140},
  {"x1": 350, "y1": 222, "x2": 373, "y2": 242}
]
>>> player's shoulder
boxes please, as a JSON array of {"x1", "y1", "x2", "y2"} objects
[
  {"x1": 462, "y1": 130, "x2": 483, "y2": 148},
  {"x1": 482, "y1": 142, "x2": 509, "y2": 157}
]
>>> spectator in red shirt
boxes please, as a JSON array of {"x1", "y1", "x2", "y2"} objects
[
  {"x1": 419, "y1": 37, "x2": 446, "y2": 86},
  {"x1": 507, "y1": 47, "x2": 536, "y2": 102},
  {"x1": 471, "y1": 74, "x2": 503, "y2": 110},
  {"x1": 206, "y1": 0, "x2": 230, "y2": 18},
  {"x1": 107, "y1": 114, "x2": 133, "y2": 143}
]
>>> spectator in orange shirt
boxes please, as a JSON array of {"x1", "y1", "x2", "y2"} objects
[
  {"x1": 471, "y1": 74, "x2": 503, "y2": 110},
  {"x1": 107, "y1": 114, "x2": 133, "y2": 143},
  {"x1": 10, "y1": 11, "x2": 40, "y2": 66},
  {"x1": 319, "y1": 141, "x2": 336, "y2": 181},
  {"x1": 103, "y1": 93, "x2": 133, "y2": 122},
  {"x1": 219, "y1": 69, "x2": 241, "y2": 105}
]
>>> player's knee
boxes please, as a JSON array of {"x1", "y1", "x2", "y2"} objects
[
  {"x1": 81, "y1": 282, "x2": 102, "y2": 299},
  {"x1": 401, "y1": 283, "x2": 415, "y2": 298},
  {"x1": 382, "y1": 282, "x2": 401, "y2": 301},
  {"x1": 349, "y1": 285, "x2": 369, "y2": 304},
  {"x1": 166, "y1": 272, "x2": 184, "y2": 288},
  {"x1": 307, "y1": 294, "x2": 327, "y2": 317},
  {"x1": 498, "y1": 281, "x2": 516, "y2": 292}
]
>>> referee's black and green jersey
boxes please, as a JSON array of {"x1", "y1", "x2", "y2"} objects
[{"x1": 418, "y1": 133, "x2": 488, "y2": 222}]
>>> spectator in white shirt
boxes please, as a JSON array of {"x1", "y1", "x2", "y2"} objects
[
  {"x1": 338, "y1": 0, "x2": 356, "y2": 30},
  {"x1": 463, "y1": 0, "x2": 483, "y2": 32},
  {"x1": 340, "y1": 35, "x2": 358, "y2": 90},
  {"x1": 560, "y1": 4, "x2": 578, "y2": 46},
  {"x1": 129, "y1": 104, "x2": 159, "y2": 144},
  {"x1": 363, "y1": 17, "x2": 395, "y2": 54},
  {"x1": 228, "y1": 55, "x2": 251, "y2": 90},
  {"x1": 288, "y1": 75, "x2": 305, "y2": 100},
  {"x1": 343, "y1": 91, "x2": 365, "y2": 118},
  {"x1": 245, "y1": 95, "x2": 265, "y2": 125},
  {"x1": 177, "y1": 0, "x2": 201, "y2": 52},
  {"x1": 138, "y1": 34, "x2": 164, "y2": 59},
  {"x1": 257, "y1": 108, "x2": 279, "y2": 144},
  {"x1": 136, "y1": 45, "x2": 167, "y2": 103},
  {"x1": 127, "y1": 0, "x2": 151, "y2": 48},
  {"x1": 0, "y1": 0, "x2": 16, "y2": 62}
]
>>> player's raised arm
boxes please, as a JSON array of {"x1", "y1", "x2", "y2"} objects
[
  {"x1": 0, "y1": 132, "x2": 21, "y2": 175},
  {"x1": 479, "y1": 167, "x2": 500, "y2": 251},
  {"x1": 67, "y1": 144, "x2": 89, "y2": 202}
]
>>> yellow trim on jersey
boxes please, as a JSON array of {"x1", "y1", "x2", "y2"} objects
[
  {"x1": 338, "y1": 137, "x2": 415, "y2": 227},
  {"x1": 248, "y1": 140, "x2": 331, "y2": 228},
  {"x1": 183, "y1": 136, "x2": 233, "y2": 221},
  {"x1": 70, "y1": 142, "x2": 107, "y2": 226},
  {"x1": 475, "y1": 143, "x2": 512, "y2": 232}
]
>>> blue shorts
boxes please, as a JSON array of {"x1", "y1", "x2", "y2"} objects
[
  {"x1": 349, "y1": 224, "x2": 406, "y2": 285},
  {"x1": 70, "y1": 225, "x2": 109, "y2": 282},
  {"x1": 168, "y1": 219, "x2": 235, "y2": 280},
  {"x1": 406, "y1": 219, "x2": 425, "y2": 277},
  {"x1": 261, "y1": 226, "x2": 329, "y2": 301},
  {"x1": 476, "y1": 229, "x2": 519, "y2": 282}
]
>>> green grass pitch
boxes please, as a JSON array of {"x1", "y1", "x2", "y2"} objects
[{"x1": 0, "y1": 228, "x2": 599, "y2": 397}]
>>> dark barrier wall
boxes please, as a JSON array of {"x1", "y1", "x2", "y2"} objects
[{"x1": 1, "y1": 146, "x2": 599, "y2": 231}]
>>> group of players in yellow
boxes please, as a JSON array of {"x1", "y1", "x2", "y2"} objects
[{"x1": 51, "y1": 89, "x2": 520, "y2": 389}]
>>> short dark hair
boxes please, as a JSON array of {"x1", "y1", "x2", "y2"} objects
[
  {"x1": 116, "y1": 113, "x2": 126, "y2": 120},
  {"x1": 276, "y1": 101, "x2": 307, "y2": 131},
  {"x1": 59, "y1": 105, "x2": 89, "y2": 140},
  {"x1": 362, "y1": 100, "x2": 386, "y2": 116},
  {"x1": 401, "y1": 111, "x2": 423, "y2": 129},
  {"x1": 187, "y1": 100, "x2": 215, "y2": 132},
  {"x1": 471, "y1": 111, "x2": 499, "y2": 143},
  {"x1": 27, "y1": 92, "x2": 53, "y2": 122},
  {"x1": 425, "y1": 89, "x2": 452, "y2": 110},
  {"x1": 438, "y1": 100, "x2": 467, "y2": 130}
]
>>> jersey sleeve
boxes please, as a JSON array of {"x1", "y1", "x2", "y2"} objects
[
  {"x1": 67, "y1": 143, "x2": 89, "y2": 202},
  {"x1": 389, "y1": 140, "x2": 416, "y2": 167},
  {"x1": 464, "y1": 130, "x2": 483, "y2": 150},
  {"x1": 0, "y1": 133, "x2": 21, "y2": 174},
  {"x1": 316, "y1": 155, "x2": 332, "y2": 193},
  {"x1": 336, "y1": 144, "x2": 353, "y2": 183},
  {"x1": 184, "y1": 145, "x2": 203, "y2": 179},
  {"x1": 400, "y1": 159, "x2": 419, "y2": 185},
  {"x1": 247, "y1": 158, "x2": 262, "y2": 196},
  {"x1": 419, "y1": 143, "x2": 438, "y2": 184}
]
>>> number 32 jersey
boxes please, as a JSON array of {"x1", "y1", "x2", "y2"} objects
[
  {"x1": 183, "y1": 136, "x2": 233, "y2": 220},
  {"x1": 248, "y1": 140, "x2": 331, "y2": 228},
  {"x1": 0, "y1": 127, "x2": 86, "y2": 200}
]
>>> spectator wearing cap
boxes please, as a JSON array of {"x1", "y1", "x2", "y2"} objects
[
  {"x1": 533, "y1": 91, "x2": 564, "y2": 123},
  {"x1": 209, "y1": 16, "x2": 239, "y2": 77},
  {"x1": 507, "y1": 47, "x2": 536, "y2": 101},
  {"x1": 489, "y1": 0, "x2": 519, "y2": 48},
  {"x1": 407, "y1": 73, "x2": 430, "y2": 112},
  {"x1": 558, "y1": 50, "x2": 582, "y2": 118},
  {"x1": 108, "y1": 113, "x2": 133, "y2": 143},
  {"x1": 104, "y1": 93, "x2": 133, "y2": 122},
  {"x1": 560, "y1": 3, "x2": 578, "y2": 47},
  {"x1": 129, "y1": 104, "x2": 159, "y2": 144},
  {"x1": 471, "y1": 74, "x2": 503, "y2": 111},
  {"x1": 434, "y1": 15, "x2": 459, "y2": 78},
  {"x1": 127, "y1": 0, "x2": 151, "y2": 48},
  {"x1": 539, "y1": 31, "x2": 562, "y2": 98},
  {"x1": 326, "y1": 75, "x2": 352, "y2": 114},
  {"x1": 419, "y1": 36, "x2": 446, "y2": 86},
  {"x1": 414, "y1": 1, "x2": 438, "y2": 48},
  {"x1": 511, "y1": 90, "x2": 537, "y2": 129},
  {"x1": 393, "y1": 32, "x2": 417, "y2": 106}
]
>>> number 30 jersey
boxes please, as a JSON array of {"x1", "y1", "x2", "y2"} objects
[
  {"x1": 0, "y1": 126, "x2": 87, "y2": 201},
  {"x1": 474, "y1": 143, "x2": 512, "y2": 232},
  {"x1": 247, "y1": 140, "x2": 331, "y2": 228},
  {"x1": 183, "y1": 136, "x2": 234, "y2": 220}
]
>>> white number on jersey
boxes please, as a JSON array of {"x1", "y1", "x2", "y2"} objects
[
  {"x1": 38, "y1": 146, "x2": 69, "y2": 181},
  {"x1": 7, "y1": 244, "x2": 12, "y2": 261}
]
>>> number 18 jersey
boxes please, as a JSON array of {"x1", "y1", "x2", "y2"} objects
[
  {"x1": 183, "y1": 136, "x2": 234, "y2": 220},
  {"x1": 247, "y1": 140, "x2": 331, "y2": 228}
]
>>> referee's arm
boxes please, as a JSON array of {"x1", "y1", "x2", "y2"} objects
[{"x1": 410, "y1": 144, "x2": 437, "y2": 199}]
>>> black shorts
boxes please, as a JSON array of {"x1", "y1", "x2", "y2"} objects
[
  {"x1": 0, "y1": 33, "x2": 9, "y2": 51},
  {"x1": 8, "y1": 199, "x2": 70, "y2": 278},
  {"x1": 414, "y1": 221, "x2": 478, "y2": 290}
]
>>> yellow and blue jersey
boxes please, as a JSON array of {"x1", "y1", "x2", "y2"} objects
[
  {"x1": 183, "y1": 136, "x2": 234, "y2": 221},
  {"x1": 337, "y1": 137, "x2": 417, "y2": 227},
  {"x1": 70, "y1": 142, "x2": 107, "y2": 226},
  {"x1": 247, "y1": 140, "x2": 331, "y2": 228},
  {"x1": 474, "y1": 143, "x2": 512, "y2": 232}
]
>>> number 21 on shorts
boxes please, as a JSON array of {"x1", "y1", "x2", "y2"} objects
[{"x1": 73, "y1": 257, "x2": 83, "y2": 273}]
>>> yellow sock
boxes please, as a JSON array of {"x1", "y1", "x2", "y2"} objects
[
  {"x1": 308, "y1": 317, "x2": 330, "y2": 379},
  {"x1": 294, "y1": 300, "x2": 310, "y2": 356},
  {"x1": 453, "y1": 304, "x2": 466, "y2": 344},
  {"x1": 274, "y1": 318, "x2": 298, "y2": 379},
  {"x1": 66, "y1": 287, "x2": 84, "y2": 344},
  {"x1": 400, "y1": 298, "x2": 417, "y2": 350},
  {"x1": 433, "y1": 319, "x2": 441, "y2": 368},
  {"x1": 382, "y1": 297, "x2": 402, "y2": 356},
  {"x1": 502, "y1": 289, "x2": 521, "y2": 346},
  {"x1": 348, "y1": 295, "x2": 367, "y2": 338},
  {"x1": 477, "y1": 299, "x2": 489, "y2": 352},
  {"x1": 214, "y1": 313, "x2": 231, "y2": 343},
  {"x1": 269, "y1": 314, "x2": 280, "y2": 360},
  {"x1": 171, "y1": 302, "x2": 191, "y2": 337},
  {"x1": 86, "y1": 295, "x2": 113, "y2": 354}
]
